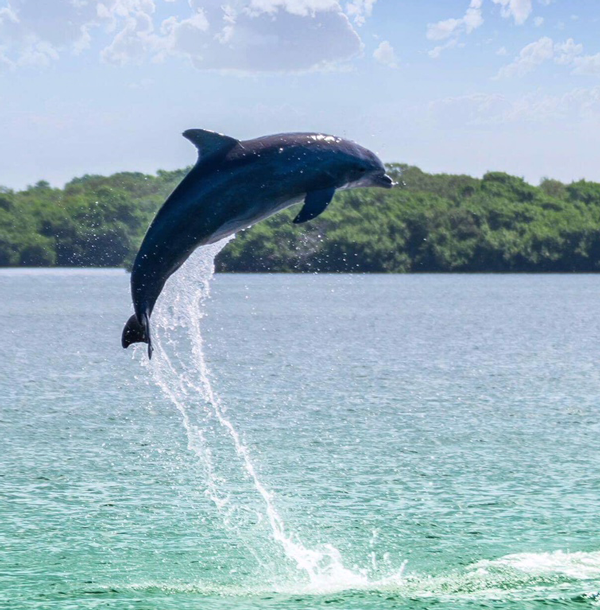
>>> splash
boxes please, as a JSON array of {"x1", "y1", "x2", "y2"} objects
[{"x1": 136, "y1": 238, "x2": 375, "y2": 589}]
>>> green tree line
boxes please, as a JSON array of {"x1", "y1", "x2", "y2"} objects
[{"x1": 2, "y1": 164, "x2": 600, "y2": 272}]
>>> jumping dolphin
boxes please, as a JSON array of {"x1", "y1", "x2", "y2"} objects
[{"x1": 122, "y1": 130, "x2": 395, "y2": 358}]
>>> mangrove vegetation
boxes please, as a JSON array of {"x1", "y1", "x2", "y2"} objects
[{"x1": 2, "y1": 165, "x2": 600, "y2": 272}]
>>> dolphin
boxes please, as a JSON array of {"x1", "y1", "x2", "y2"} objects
[{"x1": 122, "y1": 129, "x2": 395, "y2": 358}]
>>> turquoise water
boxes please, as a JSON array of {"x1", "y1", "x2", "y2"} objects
[{"x1": 2, "y1": 246, "x2": 600, "y2": 609}]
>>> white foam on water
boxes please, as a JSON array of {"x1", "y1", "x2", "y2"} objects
[
  {"x1": 110, "y1": 550, "x2": 600, "y2": 601},
  {"x1": 135, "y1": 239, "x2": 378, "y2": 589},
  {"x1": 396, "y1": 550, "x2": 600, "y2": 602},
  {"x1": 475, "y1": 550, "x2": 600, "y2": 580}
]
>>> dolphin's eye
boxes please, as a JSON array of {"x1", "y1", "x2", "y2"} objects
[{"x1": 358, "y1": 167, "x2": 367, "y2": 174}]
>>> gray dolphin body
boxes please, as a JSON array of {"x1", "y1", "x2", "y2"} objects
[{"x1": 122, "y1": 129, "x2": 394, "y2": 357}]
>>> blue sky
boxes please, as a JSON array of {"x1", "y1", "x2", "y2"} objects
[{"x1": 1, "y1": 0, "x2": 599, "y2": 189}]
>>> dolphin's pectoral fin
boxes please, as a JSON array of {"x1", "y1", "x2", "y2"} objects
[
  {"x1": 293, "y1": 188, "x2": 336, "y2": 224},
  {"x1": 183, "y1": 129, "x2": 239, "y2": 165}
]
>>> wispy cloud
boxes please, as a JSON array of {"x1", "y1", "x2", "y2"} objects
[
  {"x1": 427, "y1": 0, "x2": 483, "y2": 42},
  {"x1": 426, "y1": 0, "x2": 542, "y2": 58},
  {"x1": 429, "y1": 39, "x2": 461, "y2": 60},
  {"x1": 429, "y1": 87, "x2": 600, "y2": 128},
  {"x1": 496, "y1": 36, "x2": 594, "y2": 79}
]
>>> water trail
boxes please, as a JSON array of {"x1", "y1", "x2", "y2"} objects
[{"x1": 136, "y1": 239, "x2": 366, "y2": 587}]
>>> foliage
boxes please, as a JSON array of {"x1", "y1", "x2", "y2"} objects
[{"x1": 3, "y1": 164, "x2": 600, "y2": 272}]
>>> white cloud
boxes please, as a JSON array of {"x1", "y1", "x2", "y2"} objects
[
  {"x1": 496, "y1": 46, "x2": 507, "y2": 56},
  {"x1": 497, "y1": 36, "x2": 595, "y2": 79},
  {"x1": 155, "y1": 3, "x2": 363, "y2": 72},
  {"x1": 0, "y1": 5, "x2": 18, "y2": 25},
  {"x1": 426, "y1": 0, "x2": 482, "y2": 57},
  {"x1": 100, "y1": 0, "x2": 158, "y2": 65},
  {"x1": 555, "y1": 38, "x2": 583, "y2": 66},
  {"x1": 426, "y1": 0, "x2": 536, "y2": 52},
  {"x1": 572, "y1": 53, "x2": 600, "y2": 76},
  {"x1": 18, "y1": 39, "x2": 60, "y2": 67},
  {"x1": 0, "y1": 0, "x2": 169, "y2": 68},
  {"x1": 429, "y1": 39, "x2": 459, "y2": 60},
  {"x1": 0, "y1": 0, "x2": 376, "y2": 73},
  {"x1": 0, "y1": 0, "x2": 100, "y2": 67},
  {"x1": 463, "y1": 0, "x2": 484, "y2": 32},
  {"x1": 492, "y1": 0, "x2": 532, "y2": 25},
  {"x1": 427, "y1": 17, "x2": 462, "y2": 42},
  {"x1": 373, "y1": 40, "x2": 398, "y2": 68},
  {"x1": 154, "y1": 9, "x2": 210, "y2": 66},
  {"x1": 345, "y1": 0, "x2": 377, "y2": 26},
  {"x1": 427, "y1": 0, "x2": 483, "y2": 41},
  {"x1": 425, "y1": 0, "x2": 556, "y2": 59},
  {"x1": 497, "y1": 36, "x2": 553, "y2": 78},
  {"x1": 245, "y1": 0, "x2": 339, "y2": 18}
]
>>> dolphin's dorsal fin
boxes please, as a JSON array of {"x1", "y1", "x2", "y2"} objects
[
  {"x1": 293, "y1": 187, "x2": 336, "y2": 224},
  {"x1": 182, "y1": 129, "x2": 239, "y2": 164}
]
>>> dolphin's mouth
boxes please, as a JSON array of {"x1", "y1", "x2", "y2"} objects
[{"x1": 372, "y1": 173, "x2": 396, "y2": 189}]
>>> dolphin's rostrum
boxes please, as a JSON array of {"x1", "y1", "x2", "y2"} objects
[{"x1": 122, "y1": 129, "x2": 395, "y2": 358}]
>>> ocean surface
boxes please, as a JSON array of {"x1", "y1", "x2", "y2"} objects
[{"x1": 2, "y1": 246, "x2": 600, "y2": 609}]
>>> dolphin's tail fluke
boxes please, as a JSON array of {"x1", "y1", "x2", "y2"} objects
[{"x1": 121, "y1": 313, "x2": 153, "y2": 359}]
